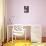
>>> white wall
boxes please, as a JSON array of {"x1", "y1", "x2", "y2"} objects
[
  {"x1": 7, "y1": 0, "x2": 46, "y2": 37},
  {"x1": 32, "y1": 0, "x2": 46, "y2": 37}
]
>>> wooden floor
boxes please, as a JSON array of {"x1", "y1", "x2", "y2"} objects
[
  {"x1": 3, "y1": 40, "x2": 46, "y2": 46},
  {"x1": 3, "y1": 40, "x2": 31, "y2": 46},
  {"x1": 3, "y1": 37, "x2": 46, "y2": 46}
]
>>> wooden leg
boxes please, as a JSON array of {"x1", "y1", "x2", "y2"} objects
[
  {"x1": 12, "y1": 30, "x2": 13, "y2": 43},
  {"x1": 15, "y1": 35, "x2": 16, "y2": 42},
  {"x1": 7, "y1": 27, "x2": 8, "y2": 43},
  {"x1": 25, "y1": 30, "x2": 26, "y2": 43}
]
